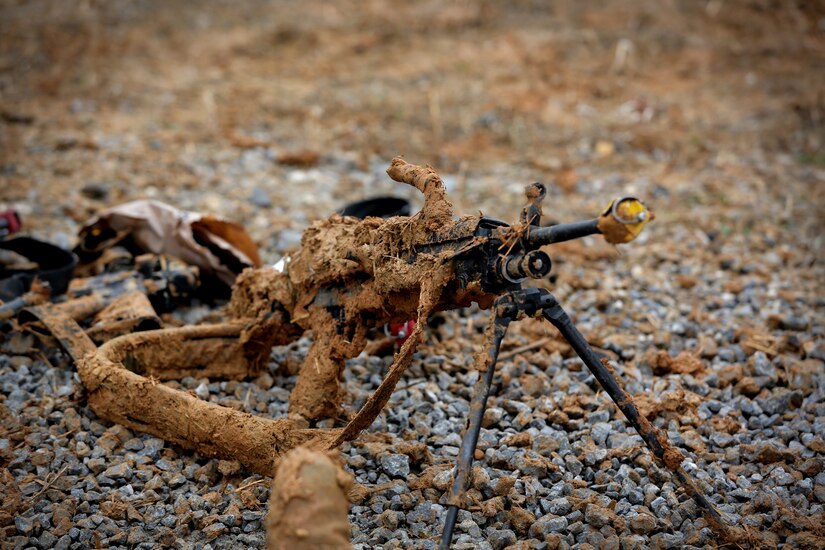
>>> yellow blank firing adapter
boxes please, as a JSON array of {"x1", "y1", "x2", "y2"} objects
[{"x1": 597, "y1": 196, "x2": 653, "y2": 244}]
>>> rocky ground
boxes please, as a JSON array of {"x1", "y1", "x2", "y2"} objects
[{"x1": 2, "y1": 1, "x2": 824, "y2": 549}]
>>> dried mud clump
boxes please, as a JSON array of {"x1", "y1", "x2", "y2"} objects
[
  {"x1": 634, "y1": 389, "x2": 703, "y2": 421},
  {"x1": 644, "y1": 349, "x2": 705, "y2": 376},
  {"x1": 266, "y1": 447, "x2": 352, "y2": 550}
]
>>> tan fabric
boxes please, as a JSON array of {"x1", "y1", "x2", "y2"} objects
[{"x1": 79, "y1": 200, "x2": 260, "y2": 286}]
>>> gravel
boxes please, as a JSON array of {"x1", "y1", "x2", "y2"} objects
[
  {"x1": 2, "y1": 149, "x2": 824, "y2": 548},
  {"x1": 381, "y1": 454, "x2": 412, "y2": 479}
]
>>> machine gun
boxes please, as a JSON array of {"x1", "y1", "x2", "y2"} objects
[
  {"x1": 226, "y1": 157, "x2": 728, "y2": 546},
  {"x1": 232, "y1": 158, "x2": 652, "y2": 420},
  {"x1": 36, "y1": 157, "x2": 729, "y2": 547}
]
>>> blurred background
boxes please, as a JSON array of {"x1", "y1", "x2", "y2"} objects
[{"x1": 0, "y1": 0, "x2": 823, "y2": 256}]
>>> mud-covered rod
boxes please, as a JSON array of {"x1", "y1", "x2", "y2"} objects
[{"x1": 441, "y1": 298, "x2": 516, "y2": 550}]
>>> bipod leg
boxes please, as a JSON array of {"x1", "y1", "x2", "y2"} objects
[
  {"x1": 537, "y1": 290, "x2": 727, "y2": 526},
  {"x1": 440, "y1": 295, "x2": 518, "y2": 550}
]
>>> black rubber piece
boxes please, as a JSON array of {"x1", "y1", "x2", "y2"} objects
[
  {"x1": 338, "y1": 196, "x2": 411, "y2": 219},
  {"x1": 0, "y1": 236, "x2": 78, "y2": 300}
]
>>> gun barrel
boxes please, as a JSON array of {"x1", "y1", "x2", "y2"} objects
[{"x1": 524, "y1": 218, "x2": 601, "y2": 247}]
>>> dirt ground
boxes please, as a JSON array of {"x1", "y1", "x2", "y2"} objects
[
  {"x1": 1, "y1": 1, "x2": 824, "y2": 549},
  {"x1": 2, "y1": 0, "x2": 823, "y2": 225}
]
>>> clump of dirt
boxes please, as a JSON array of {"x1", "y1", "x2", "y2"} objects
[
  {"x1": 659, "y1": 439, "x2": 686, "y2": 471},
  {"x1": 634, "y1": 389, "x2": 703, "y2": 420},
  {"x1": 740, "y1": 443, "x2": 798, "y2": 466},
  {"x1": 277, "y1": 150, "x2": 320, "y2": 168},
  {"x1": 728, "y1": 496, "x2": 825, "y2": 550},
  {"x1": 409, "y1": 464, "x2": 452, "y2": 492},
  {"x1": 266, "y1": 447, "x2": 352, "y2": 550},
  {"x1": 710, "y1": 416, "x2": 742, "y2": 435},
  {"x1": 386, "y1": 157, "x2": 454, "y2": 231},
  {"x1": 644, "y1": 349, "x2": 705, "y2": 376}
]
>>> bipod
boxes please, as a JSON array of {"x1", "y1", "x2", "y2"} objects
[
  {"x1": 441, "y1": 293, "x2": 521, "y2": 547},
  {"x1": 440, "y1": 288, "x2": 727, "y2": 549}
]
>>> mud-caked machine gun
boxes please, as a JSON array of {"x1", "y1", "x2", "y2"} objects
[
  {"x1": 42, "y1": 157, "x2": 729, "y2": 547},
  {"x1": 226, "y1": 157, "x2": 729, "y2": 546}
]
